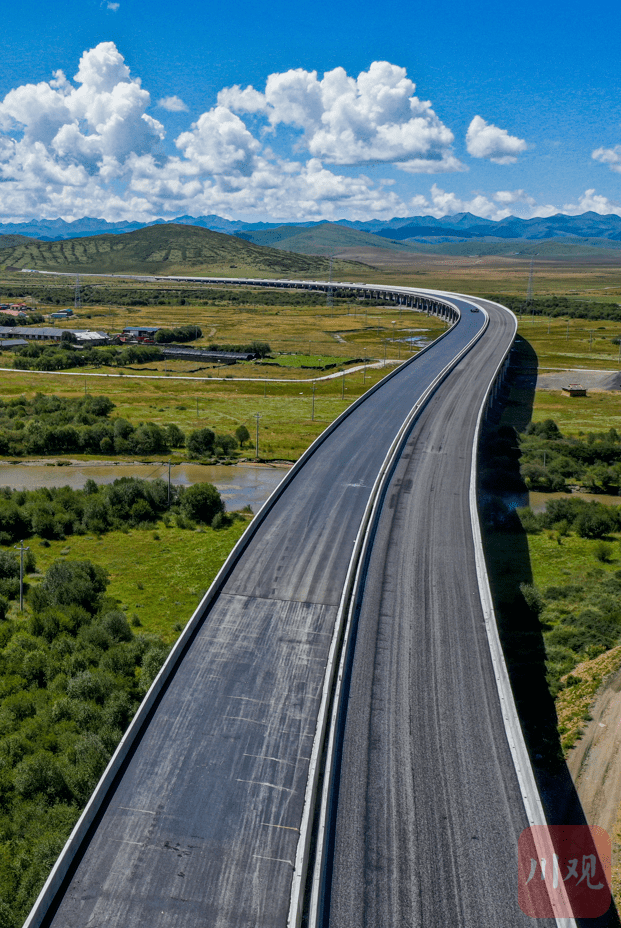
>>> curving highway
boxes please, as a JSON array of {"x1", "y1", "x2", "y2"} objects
[
  {"x1": 24, "y1": 285, "x2": 562, "y2": 928},
  {"x1": 323, "y1": 297, "x2": 557, "y2": 927}
]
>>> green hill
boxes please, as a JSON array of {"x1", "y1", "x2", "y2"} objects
[
  {"x1": 0, "y1": 224, "x2": 367, "y2": 278},
  {"x1": 0, "y1": 234, "x2": 36, "y2": 250},
  {"x1": 237, "y1": 223, "x2": 621, "y2": 260},
  {"x1": 236, "y1": 222, "x2": 416, "y2": 255}
]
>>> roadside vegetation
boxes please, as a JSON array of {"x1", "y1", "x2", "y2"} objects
[
  {"x1": 0, "y1": 473, "x2": 251, "y2": 920},
  {"x1": 519, "y1": 418, "x2": 621, "y2": 493},
  {"x1": 0, "y1": 393, "x2": 253, "y2": 462},
  {"x1": 0, "y1": 553, "x2": 172, "y2": 924}
]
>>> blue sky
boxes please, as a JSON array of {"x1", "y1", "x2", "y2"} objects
[{"x1": 0, "y1": 0, "x2": 619, "y2": 223}]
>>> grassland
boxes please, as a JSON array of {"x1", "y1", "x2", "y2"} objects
[
  {"x1": 0, "y1": 294, "x2": 446, "y2": 461},
  {"x1": 19, "y1": 519, "x2": 250, "y2": 643},
  {"x1": 516, "y1": 314, "x2": 621, "y2": 371},
  {"x1": 0, "y1": 224, "x2": 366, "y2": 279}
]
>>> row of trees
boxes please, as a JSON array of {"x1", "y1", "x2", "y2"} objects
[
  {"x1": 0, "y1": 477, "x2": 226, "y2": 543},
  {"x1": 0, "y1": 555, "x2": 171, "y2": 923},
  {"x1": 0, "y1": 312, "x2": 45, "y2": 327},
  {"x1": 154, "y1": 325, "x2": 202, "y2": 343},
  {"x1": 520, "y1": 418, "x2": 621, "y2": 493},
  {"x1": 517, "y1": 496, "x2": 621, "y2": 539},
  {"x1": 0, "y1": 393, "x2": 247, "y2": 459},
  {"x1": 12, "y1": 343, "x2": 164, "y2": 372},
  {"x1": 487, "y1": 294, "x2": 621, "y2": 322},
  {"x1": 205, "y1": 340, "x2": 271, "y2": 358}
]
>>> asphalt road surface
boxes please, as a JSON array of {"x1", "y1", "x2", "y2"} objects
[
  {"x1": 39, "y1": 298, "x2": 521, "y2": 928},
  {"x1": 325, "y1": 298, "x2": 556, "y2": 927}
]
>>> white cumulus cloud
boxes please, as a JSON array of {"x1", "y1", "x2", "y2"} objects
[
  {"x1": 219, "y1": 61, "x2": 462, "y2": 172},
  {"x1": 158, "y1": 95, "x2": 188, "y2": 113},
  {"x1": 562, "y1": 189, "x2": 621, "y2": 217},
  {"x1": 592, "y1": 146, "x2": 621, "y2": 173},
  {"x1": 466, "y1": 116, "x2": 527, "y2": 164}
]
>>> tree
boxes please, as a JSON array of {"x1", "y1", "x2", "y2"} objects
[
  {"x1": 180, "y1": 483, "x2": 224, "y2": 524},
  {"x1": 31, "y1": 560, "x2": 109, "y2": 615},
  {"x1": 235, "y1": 425, "x2": 250, "y2": 448},
  {"x1": 187, "y1": 428, "x2": 215, "y2": 458},
  {"x1": 576, "y1": 506, "x2": 614, "y2": 539},
  {"x1": 214, "y1": 434, "x2": 238, "y2": 457}
]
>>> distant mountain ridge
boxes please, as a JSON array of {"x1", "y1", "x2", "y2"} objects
[{"x1": 2, "y1": 211, "x2": 621, "y2": 244}]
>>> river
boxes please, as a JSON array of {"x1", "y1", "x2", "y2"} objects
[{"x1": 0, "y1": 462, "x2": 287, "y2": 513}]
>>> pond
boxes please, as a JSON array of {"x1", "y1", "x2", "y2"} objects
[
  {"x1": 491, "y1": 488, "x2": 621, "y2": 514},
  {"x1": 0, "y1": 462, "x2": 288, "y2": 513}
]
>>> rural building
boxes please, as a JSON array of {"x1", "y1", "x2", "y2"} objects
[
  {"x1": 0, "y1": 326, "x2": 110, "y2": 345},
  {"x1": 120, "y1": 326, "x2": 160, "y2": 343},
  {"x1": 50, "y1": 308, "x2": 74, "y2": 319},
  {"x1": 0, "y1": 339, "x2": 28, "y2": 350},
  {"x1": 161, "y1": 346, "x2": 255, "y2": 363},
  {"x1": 562, "y1": 383, "x2": 587, "y2": 397},
  {"x1": 73, "y1": 331, "x2": 110, "y2": 346},
  {"x1": 0, "y1": 326, "x2": 63, "y2": 341}
]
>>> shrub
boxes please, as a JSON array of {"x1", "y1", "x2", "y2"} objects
[
  {"x1": 576, "y1": 506, "x2": 615, "y2": 539},
  {"x1": 520, "y1": 582, "x2": 544, "y2": 615},
  {"x1": 594, "y1": 541, "x2": 613, "y2": 563},
  {"x1": 101, "y1": 610, "x2": 132, "y2": 643},
  {"x1": 180, "y1": 483, "x2": 224, "y2": 525},
  {"x1": 187, "y1": 428, "x2": 215, "y2": 458},
  {"x1": 516, "y1": 507, "x2": 541, "y2": 534}
]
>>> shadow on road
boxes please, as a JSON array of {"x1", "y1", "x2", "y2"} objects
[{"x1": 479, "y1": 334, "x2": 620, "y2": 928}]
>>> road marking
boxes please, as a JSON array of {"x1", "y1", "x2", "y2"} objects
[
  {"x1": 261, "y1": 822, "x2": 300, "y2": 832},
  {"x1": 229, "y1": 695, "x2": 271, "y2": 704},
  {"x1": 253, "y1": 854, "x2": 294, "y2": 866},
  {"x1": 244, "y1": 753, "x2": 298, "y2": 766},
  {"x1": 119, "y1": 807, "x2": 156, "y2": 815},
  {"x1": 225, "y1": 715, "x2": 268, "y2": 725},
  {"x1": 236, "y1": 779, "x2": 294, "y2": 792}
]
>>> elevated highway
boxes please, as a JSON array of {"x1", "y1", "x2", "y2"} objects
[{"x1": 24, "y1": 283, "x2": 566, "y2": 928}]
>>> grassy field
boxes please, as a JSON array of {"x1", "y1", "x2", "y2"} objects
[
  {"x1": 530, "y1": 391, "x2": 621, "y2": 434},
  {"x1": 11, "y1": 519, "x2": 250, "y2": 644},
  {"x1": 0, "y1": 296, "x2": 447, "y2": 461},
  {"x1": 517, "y1": 314, "x2": 621, "y2": 371}
]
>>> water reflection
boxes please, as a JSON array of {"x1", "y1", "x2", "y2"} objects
[
  {"x1": 0, "y1": 462, "x2": 287, "y2": 512},
  {"x1": 484, "y1": 488, "x2": 621, "y2": 515}
]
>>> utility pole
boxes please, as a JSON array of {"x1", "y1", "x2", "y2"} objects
[
  {"x1": 312, "y1": 382, "x2": 316, "y2": 421},
  {"x1": 74, "y1": 276, "x2": 81, "y2": 313},
  {"x1": 342, "y1": 372, "x2": 345, "y2": 399},
  {"x1": 363, "y1": 348, "x2": 367, "y2": 384},
  {"x1": 254, "y1": 413, "x2": 261, "y2": 460},
  {"x1": 196, "y1": 397, "x2": 199, "y2": 418},
  {"x1": 14, "y1": 540, "x2": 29, "y2": 612},
  {"x1": 167, "y1": 460, "x2": 172, "y2": 508}
]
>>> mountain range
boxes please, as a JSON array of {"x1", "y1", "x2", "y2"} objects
[{"x1": 2, "y1": 212, "x2": 621, "y2": 247}]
